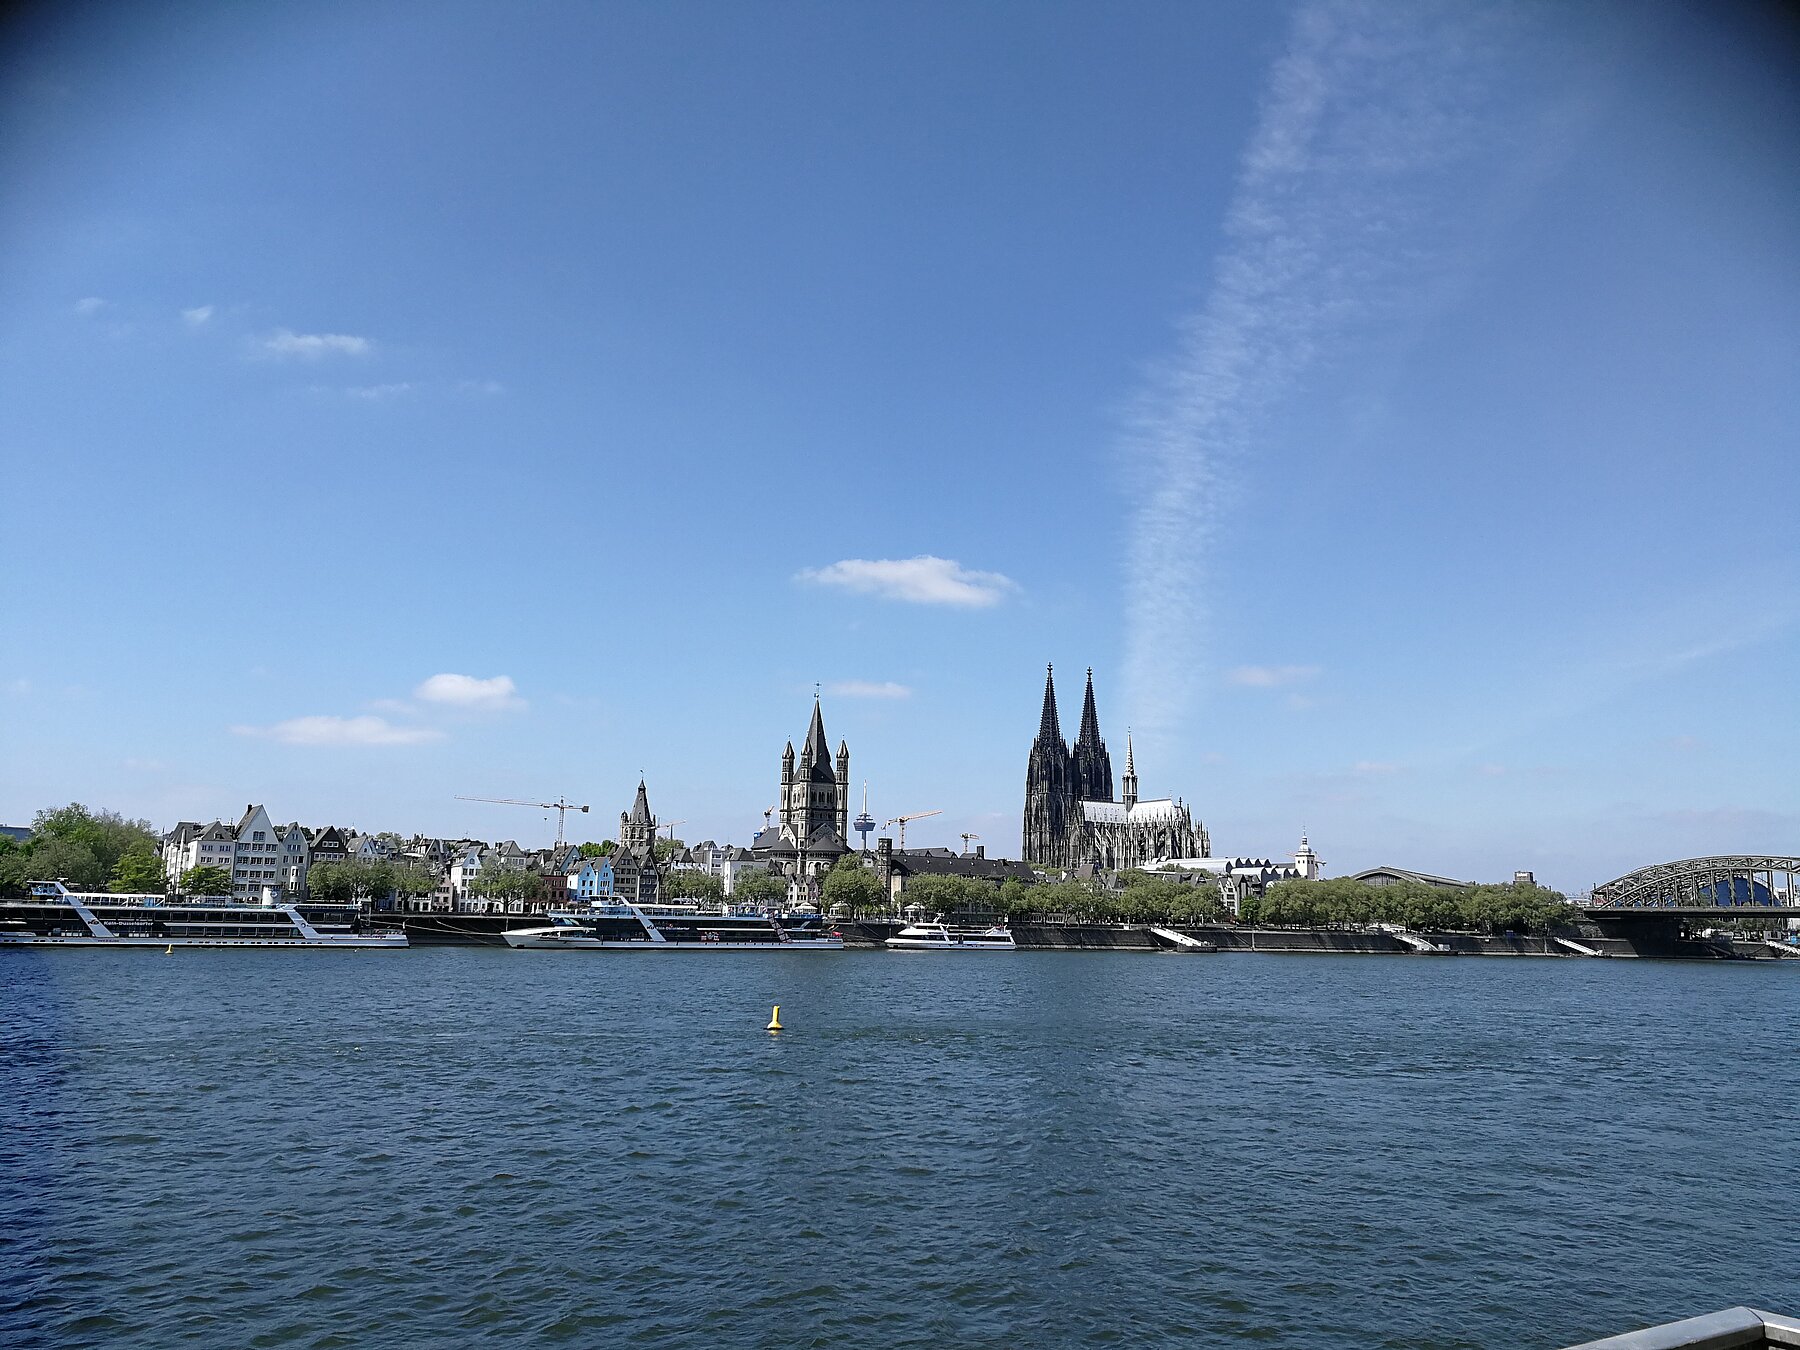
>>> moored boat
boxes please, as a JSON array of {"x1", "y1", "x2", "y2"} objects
[
  {"x1": 505, "y1": 902, "x2": 844, "y2": 951},
  {"x1": 0, "y1": 881, "x2": 407, "y2": 949},
  {"x1": 886, "y1": 917, "x2": 1016, "y2": 951}
]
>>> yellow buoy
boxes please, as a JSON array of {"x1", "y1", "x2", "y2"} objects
[
  {"x1": 766, "y1": 1004, "x2": 783, "y2": 1032},
  {"x1": 164, "y1": 944, "x2": 173, "y2": 955}
]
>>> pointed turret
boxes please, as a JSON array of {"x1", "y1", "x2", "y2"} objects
[
  {"x1": 1077, "y1": 668, "x2": 1102, "y2": 744},
  {"x1": 1024, "y1": 664, "x2": 1076, "y2": 868},
  {"x1": 1070, "y1": 667, "x2": 1115, "y2": 802},
  {"x1": 805, "y1": 695, "x2": 830, "y2": 763},
  {"x1": 800, "y1": 695, "x2": 835, "y2": 782},
  {"x1": 1121, "y1": 731, "x2": 1139, "y2": 812},
  {"x1": 1037, "y1": 664, "x2": 1062, "y2": 743}
]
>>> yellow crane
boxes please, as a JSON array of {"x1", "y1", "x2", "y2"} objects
[
  {"x1": 455, "y1": 795, "x2": 590, "y2": 850},
  {"x1": 882, "y1": 809, "x2": 942, "y2": 850}
]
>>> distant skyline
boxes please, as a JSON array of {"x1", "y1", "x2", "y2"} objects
[{"x1": 4, "y1": 1, "x2": 1798, "y2": 892}]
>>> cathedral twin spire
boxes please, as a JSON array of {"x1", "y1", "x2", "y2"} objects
[{"x1": 1027, "y1": 664, "x2": 1117, "y2": 804}]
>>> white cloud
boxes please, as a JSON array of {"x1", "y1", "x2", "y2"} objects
[
  {"x1": 73, "y1": 297, "x2": 105, "y2": 316},
  {"x1": 797, "y1": 556, "x2": 1016, "y2": 608},
  {"x1": 233, "y1": 715, "x2": 444, "y2": 747},
  {"x1": 1121, "y1": 0, "x2": 1530, "y2": 734},
  {"x1": 182, "y1": 304, "x2": 214, "y2": 326},
  {"x1": 1228, "y1": 664, "x2": 1321, "y2": 688},
  {"x1": 414, "y1": 673, "x2": 524, "y2": 711},
  {"x1": 345, "y1": 382, "x2": 414, "y2": 400},
  {"x1": 261, "y1": 327, "x2": 372, "y2": 359},
  {"x1": 826, "y1": 680, "x2": 912, "y2": 699}
]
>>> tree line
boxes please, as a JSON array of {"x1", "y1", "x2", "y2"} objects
[
  {"x1": 1237, "y1": 877, "x2": 1578, "y2": 933},
  {"x1": 0, "y1": 804, "x2": 163, "y2": 896}
]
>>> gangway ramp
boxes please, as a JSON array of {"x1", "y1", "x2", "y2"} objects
[
  {"x1": 1148, "y1": 926, "x2": 1217, "y2": 953},
  {"x1": 1389, "y1": 929, "x2": 1452, "y2": 954},
  {"x1": 1763, "y1": 939, "x2": 1800, "y2": 959},
  {"x1": 1553, "y1": 935, "x2": 1604, "y2": 957}
]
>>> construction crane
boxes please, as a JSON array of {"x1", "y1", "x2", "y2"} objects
[
  {"x1": 658, "y1": 819, "x2": 687, "y2": 841},
  {"x1": 455, "y1": 795, "x2": 590, "y2": 850},
  {"x1": 882, "y1": 809, "x2": 941, "y2": 850},
  {"x1": 854, "y1": 782, "x2": 875, "y2": 852},
  {"x1": 762, "y1": 804, "x2": 777, "y2": 831},
  {"x1": 960, "y1": 832, "x2": 981, "y2": 855}
]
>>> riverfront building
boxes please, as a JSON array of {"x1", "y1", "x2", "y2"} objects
[
  {"x1": 1022, "y1": 667, "x2": 1210, "y2": 872},
  {"x1": 752, "y1": 695, "x2": 851, "y2": 905}
]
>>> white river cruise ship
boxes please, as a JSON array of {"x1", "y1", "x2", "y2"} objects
[{"x1": 0, "y1": 881, "x2": 408, "y2": 948}]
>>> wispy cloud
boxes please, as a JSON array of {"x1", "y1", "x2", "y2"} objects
[
  {"x1": 1228, "y1": 664, "x2": 1321, "y2": 688},
  {"x1": 233, "y1": 715, "x2": 443, "y2": 747},
  {"x1": 1120, "y1": 0, "x2": 1524, "y2": 734},
  {"x1": 798, "y1": 556, "x2": 1016, "y2": 608},
  {"x1": 73, "y1": 297, "x2": 105, "y2": 316},
  {"x1": 261, "y1": 327, "x2": 372, "y2": 359},
  {"x1": 182, "y1": 304, "x2": 214, "y2": 327},
  {"x1": 344, "y1": 382, "x2": 415, "y2": 401},
  {"x1": 414, "y1": 673, "x2": 524, "y2": 711},
  {"x1": 827, "y1": 680, "x2": 912, "y2": 699}
]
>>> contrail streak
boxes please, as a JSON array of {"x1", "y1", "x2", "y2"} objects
[{"x1": 1120, "y1": 0, "x2": 1524, "y2": 736}]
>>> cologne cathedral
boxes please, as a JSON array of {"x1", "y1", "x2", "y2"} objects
[{"x1": 1022, "y1": 666, "x2": 1209, "y2": 872}]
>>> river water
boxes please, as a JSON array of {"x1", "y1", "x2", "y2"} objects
[{"x1": 2, "y1": 949, "x2": 1795, "y2": 1348}]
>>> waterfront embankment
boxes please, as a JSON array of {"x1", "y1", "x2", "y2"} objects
[{"x1": 835, "y1": 918, "x2": 1799, "y2": 959}]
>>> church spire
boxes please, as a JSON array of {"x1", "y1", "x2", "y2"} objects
[
  {"x1": 1077, "y1": 667, "x2": 1102, "y2": 745},
  {"x1": 1069, "y1": 666, "x2": 1114, "y2": 802},
  {"x1": 1122, "y1": 731, "x2": 1138, "y2": 811},
  {"x1": 1037, "y1": 664, "x2": 1062, "y2": 743}
]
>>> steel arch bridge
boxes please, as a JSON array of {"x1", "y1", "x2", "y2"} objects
[{"x1": 1588, "y1": 856, "x2": 1800, "y2": 915}]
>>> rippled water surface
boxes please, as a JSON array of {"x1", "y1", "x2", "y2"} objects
[{"x1": 2, "y1": 949, "x2": 1796, "y2": 1348}]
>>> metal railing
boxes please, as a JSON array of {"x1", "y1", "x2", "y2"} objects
[{"x1": 1561, "y1": 1307, "x2": 1800, "y2": 1350}]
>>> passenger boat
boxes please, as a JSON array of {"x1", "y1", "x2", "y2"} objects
[
  {"x1": 886, "y1": 918, "x2": 1016, "y2": 951},
  {"x1": 502, "y1": 923, "x2": 604, "y2": 949},
  {"x1": 504, "y1": 902, "x2": 844, "y2": 951},
  {"x1": 0, "y1": 881, "x2": 408, "y2": 948}
]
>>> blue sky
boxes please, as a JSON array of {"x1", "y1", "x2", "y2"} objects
[{"x1": 3, "y1": 0, "x2": 1797, "y2": 892}]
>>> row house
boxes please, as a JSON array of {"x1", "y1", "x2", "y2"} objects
[
  {"x1": 162, "y1": 804, "x2": 291, "y2": 903},
  {"x1": 675, "y1": 840, "x2": 769, "y2": 897}
]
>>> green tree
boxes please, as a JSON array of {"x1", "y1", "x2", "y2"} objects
[
  {"x1": 652, "y1": 837, "x2": 686, "y2": 864},
  {"x1": 821, "y1": 855, "x2": 883, "y2": 915},
  {"x1": 390, "y1": 864, "x2": 438, "y2": 905},
  {"x1": 34, "y1": 803, "x2": 157, "y2": 876},
  {"x1": 667, "y1": 869, "x2": 725, "y2": 904},
  {"x1": 732, "y1": 871, "x2": 786, "y2": 907},
  {"x1": 109, "y1": 841, "x2": 165, "y2": 894},
  {"x1": 28, "y1": 836, "x2": 107, "y2": 891},
  {"x1": 307, "y1": 862, "x2": 355, "y2": 904},
  {"x1": 578, "y1": 841, "x2": 613, "y2": 858},
  {"x1": 473, "y1": 867, "x2": 542, "y2": 904},
  {"x1": 181, "y1": 865, "x2": 233, "y2": 896}
]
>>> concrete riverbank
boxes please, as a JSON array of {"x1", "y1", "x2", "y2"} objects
[{"x1": 834, "y1": 918, "x2": 1799, "y2": 959}]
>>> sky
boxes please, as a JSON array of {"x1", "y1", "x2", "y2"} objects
[{"x1": 3, "y1": 0, "x2": 1797, "y2": 893}]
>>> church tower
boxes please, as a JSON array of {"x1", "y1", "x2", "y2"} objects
[
  {"x1": 1022, "y1": 665, "x2": 1076, "y2": 868},
  {"x1": 1121, "y1": 732, "x2": 1139, "y2": 812},
  {"x1": 770, "y1": 694, "x2": 849, "y2": 904},
  {"x1": 1070, "y1": 667, "x2": 1115, "y2": 803},
  {"x1": 620, "y1": 778, "x2": 656, "y2": 854}
]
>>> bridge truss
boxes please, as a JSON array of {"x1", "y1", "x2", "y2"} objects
[{"x1": 1588, "y1": 855, "x2": 1800, "y2": 914}]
